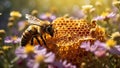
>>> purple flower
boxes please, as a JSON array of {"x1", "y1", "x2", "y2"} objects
[
  {"x1": 91, "y1": 41, "x2": 107, "y2": 57},
  {"x1": 80, "y1": 40, "x2": 107, "y2": 57},
  {"x1": 109, "y1": 45, "x2": 120, "y2": 55},
  {"x1": 15, "y1": 46, "x2": 27, "y2": 59},
  {"x1": 93, "y1": 12, "x2": 116, "y2": 21},
  {"x1": 80, "y1": 41, "x2": 91, "y2": 51},
  {"x1": 93, "y1": 16, "x2": 104, "y2": 21},
  {"x1": 15, "y1": 45, "x2": 55, "y2": 68},
  {"x1": 18, "y1": 21, "x2": 28, "y2": 31},
  {"x1": 34, "y1": 48, "x2": 55, "y2": 63},
  {"x1": 4, "y1": 36, "x2": 21, "y2": 44},
  {"x1": 72, "y1": 6, "x2": 85, "y2": 19},
  {"x1": 90, "y1": 40, "x2": 107, "y2": 52},
  {"x1": 39, "y1": 13, "x2": 56, "y2": 22},
  {"x1": 60, "y1": 60, "x2": 76, "y2": 68},
  {"x1": 107, "y1": 12, "x2": 116, "y2": 18},
  {"x1": 26, "y1": 49, "x2": 55, "y2": 68},
  {"x1": 49, "y1": 60, "x2": 76, "y2": 68}
]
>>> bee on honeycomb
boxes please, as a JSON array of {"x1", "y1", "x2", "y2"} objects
[
  {"x1": 24, "y1": 15, "x2": 106, "y2": 67},
  {"x1": 45, "y1": 16, "x2": 106, "y2": 67}
]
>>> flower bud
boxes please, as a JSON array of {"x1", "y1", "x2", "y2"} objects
[
  {"x1": 0, "y1": 29, "x2": 6, "y2": 37},
  {"x1": 9, "y1": 17, "x2": 15, "y2": 22},
  {"x1": 82, "y1": 5, "x2": 93, "y2": 14},
  {"x1": 8, "y1": 22, "x2": 14, "y2": 28},
  {"x1": 113, "y1": 1, "x2": 120, "y2": 8},
  {"x1": 31, "y1": 10, "x2": 38, "y2": 16},
  {"x1": 95, "y1": 1, "x2": 102, "y2": 7},
  {"x1": 10, "y1": 11, "x2": 22, "y2": 18}
]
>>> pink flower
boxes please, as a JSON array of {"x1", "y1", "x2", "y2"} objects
[
  {"x1": 80, "y1": 41, "x2": 91, "y2": 51},
  {"x1": 80, "y1": 40, "x2": 107, "y2": 57}
]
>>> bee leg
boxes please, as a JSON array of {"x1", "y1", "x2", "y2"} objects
[
  {"x1": 31, "y1": 37, "x2": 34, "y2": 45},
  {"x1": 40, "y1": 34, "x2": 48, "y2": 48},
  {"x1": 34, "y1": 36, "x2": 42, "y2": 46}
]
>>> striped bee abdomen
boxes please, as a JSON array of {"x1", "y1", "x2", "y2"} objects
[{"x1": 21, "y1": 25, "x2": 38, "y2": 46}]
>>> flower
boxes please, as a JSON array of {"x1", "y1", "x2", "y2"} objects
[
  {"x1": 109, "y1": 45, "x2": 120, "y2": 55},
  {"x1": 90, "y1": 40, "x2": 106, "y2": 52},
  {"x1": 49, "y1": 60, "x2": 76, "y2": 68},
  {"x1": 0, "y1": 50, "x2": 4, "y2": 55},
  {"x1": 72, "y1": 6, "x2": 85, "y2": 18},
  {"x1": 26, "y1": 48, "x2": 55, "y2": 68},
  {"x1": 80, "y1": 40, "x2": 107, "y2": 57},
  {"x1": 7, "y1": 22, "x2": 14, "y2": 28},
  {"x1": 80, "y1": 41, "x2": 91, "y2": 51},
  {"x1": 80, "y1": 40, "x2": 120, "y2": 57},
  {"x1": 10, "y1": 11, "x2": 22, "y2": 18},
  {"x1": 0, "y1": 29, "x2": 6, "y2": 35},
  {"x1": 25, "y1": 44, "x2": 34, "y2": 54},
  {"x1": 82, "y1": 5, "x2": 93, "y2": 14},
  {"x1": 111, "y1": 32, "x2": 120, "y2": 39},
  {"x1": 106, "y1": 39, "x2": 116, "y2": 48},
  {"x1": 15, "y1": 45, "x2": 55, "y2": 68},
  {"x1": 31, "y1": 10, "x2": 38, "y2": 16},
  {"x1": 111, "y1": 32, "x2": 120, "y2": 45},
  {"x1": 39, "y1": 12, "x2": 56, "y2": 22},
  {"x1": 4, "y1": 36, "x2": 21, "y2": 44},
  {"x1": 95, "y1": 1, "x2": 102, "y2": 7},
  {"x1": 8, "y1": 17, "x2": 15, "y2": 22},
  {"x1": 15, "y1": 46, "x2": 28, "y2": 59},
  {"x1": 60, "y1": 60, "x2": 76, "y2": 68},
  {"x1": 34, "y1": 48, "x2": 55, "y2": 63},
  {"x1": 112, "y1": 1, "x2": 120, "y2": 8},
  {"x1": 2, "y1": 45, "x2": 12, "y2": 50},
  {"x1": 91, "y1": 40, "x2": 107, "y2": 57},
  {"x1": 18, "y1": 21, "x2": 28, "y2": 31},
  {"x1": 93, "y1": 12, "x2": 116, "y2": 21}
]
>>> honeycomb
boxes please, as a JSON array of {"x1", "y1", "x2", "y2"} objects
[{"x1": 43, "y1": 16, "x2": 106, "y2": 67}]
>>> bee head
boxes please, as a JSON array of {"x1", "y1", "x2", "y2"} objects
[{"x1": 46, "y1": 24, "x2": 54, "y2": 37}]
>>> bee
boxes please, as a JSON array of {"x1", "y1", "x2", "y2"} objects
[{"x1": 21, "y1": 14, "x2": 54, "y2": 48}]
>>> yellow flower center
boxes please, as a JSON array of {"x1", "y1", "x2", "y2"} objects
[
  {"x1": 101, "y1": 12, "x2": 109, "y2": 17},
  {"x1": 10, "y1": 11, "x2": 22, "y2": 18},
  {"x1": 25, "y1": 44, "x2": 34, "y2": 54},
  {"x1": 2, "y1": 46, "x2": 12, "y2": 50},
  {"x1": 106, "y1": 39, "x2": 116, "y2": 48},
  {"x1": 35, "y1": 55, "x2": 45, "y2": 63},
  {"x1": 0, "y1": 50, "x2": 3, "y2": 54},
  {"x1": 45, "y1": 12, "x2": 52, "y2": 17},
  {"x1": 12, "y1": 36, "x2": 18, "y2": 41}
]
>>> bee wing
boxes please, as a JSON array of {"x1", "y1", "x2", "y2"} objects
[{"x1": 26, "y1": 14, "x2": 43, "y2": 25}]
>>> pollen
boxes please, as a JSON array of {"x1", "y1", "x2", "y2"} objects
[
  {"x1": 45, "y1": 16, "x2": 106, "y2": 67},
  {"x1": 106, "y1": 39, "x2": 116, "y2": 48},
  {"x1": 35, "y1": 55, "x2": 45, "y2": 63},
  {"x1": 25, "y1": 44, "x2": 34, "y2": 54},
  {"x1": 101, "y1": 12, "x2": 109, "y2": 17}
]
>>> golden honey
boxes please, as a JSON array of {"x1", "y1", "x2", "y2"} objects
[{"x1": 42, "y1": 16, "x2": 106, "y2": 67}]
